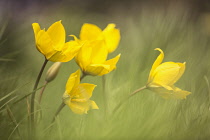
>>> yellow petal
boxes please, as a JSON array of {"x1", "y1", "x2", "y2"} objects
[
  {"x1": 89, "y1": 100, "x2": 99, "y2": 109},
  {"x1": 69, "y1": 100, "x2": 98, "y2": 114},
  {"x1": 148, "y1": 48, "x2": 164, "y2": 83},
  {"x1": 68, "y1": 102, "x2": 89, "y2": 114},
  {"x1": 172, "y1": 86, "x2": 191, "y2": 99},
  {"x1": 172, "y1": 62, "x2": 186, "y2": 84},
  {"x1": 63, "y1": 41, "x2": 82, "y2": 59},
  {"x1": 32, "y1": 23, "x2": 41, "y2": 40},
  {"x1": 149, "y1": 86, "x2": 191, "y2": 99},
  {"x1": 103, "y1": 24, "x2": 120, "y2": 53},
  {"x1": 85, "y1": 64, "x2": 110, "y2": 76},
  {"x1": 36, "y1": 30, "x2": 56, "y2": 59},
  {"x1": 150, "y1": 62, "x2": 184, "y2": 87},
  {"x1": 65, "y1": 69, "x2": 80, "y2": 94},
  {"x1": 75, "y1": 40, "x2": 108, "y2": 70},
  {"x1": 75, "y1": 41, "x2": 93, "y2": 70},
  {"x1": 80, "y1": 23, "x2": 102, "y2": 41},
  {"x1": 71, "y1": 83, "x2": 96, "y2": 101},
  {"x1": 103, "y1": 54, "x2": 121, "y2": 71},
  {"x1": 90, "y1": 40, "x2": 108, "y2": 64},
  {"x1": 50, "y1": 41, "x2": 82, "y2": 62},
  {"x1": 46, "y1": 20, "x2": 65, "y2": 50},
  {"x1": 85, "y1": 54, "x2": 120, "y2": 76}
]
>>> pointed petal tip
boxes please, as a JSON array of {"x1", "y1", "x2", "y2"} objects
[
  {"x1": 154, "y1": 48, "x2": 162, "y2": 52},
  {"x1": 108, "y1": 23, "x2": 116, "y2": 27}
]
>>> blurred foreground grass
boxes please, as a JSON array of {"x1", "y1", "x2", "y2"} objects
[{"x1": 1, "y1": 6, "x2": 210, "y2": 140}]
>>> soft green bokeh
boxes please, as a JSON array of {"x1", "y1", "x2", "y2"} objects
[{"x1": 1, "y1": 4, "x2": 210, "y2": 140}]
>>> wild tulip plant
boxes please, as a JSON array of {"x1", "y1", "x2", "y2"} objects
[{"x1": 26, "y1": 20, "x2": 190, "y2": 139}]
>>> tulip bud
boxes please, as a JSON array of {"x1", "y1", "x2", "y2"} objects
[{"x1": 45, "y1": 62, "x2": 62, "y2": 82}]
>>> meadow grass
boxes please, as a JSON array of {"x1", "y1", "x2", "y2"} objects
[{"x1": 1, "y1": 7, "x2": 210, "y2": 140}]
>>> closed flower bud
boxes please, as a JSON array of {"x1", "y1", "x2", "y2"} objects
[{"x1": 45, "y1": 62, "x2": 62, "y2": 82}]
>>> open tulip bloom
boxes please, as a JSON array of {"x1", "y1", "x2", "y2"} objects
[
  {"x1": 63, "y1": 70, "x2": 99, "y2": 114},
  {"x1": 32, "y1": 21, "x2": 81, "y2": 62},
  {"x1": 75, "y1": 40, "x2": 121, "y2": 76},
  {"x1": 79, "y1": 23, "x2": 120, "y2": 53},
  {"x1": 146, "y1": 48, "x2": 191, "y2": 99}
]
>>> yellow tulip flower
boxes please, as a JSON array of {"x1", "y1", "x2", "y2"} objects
[
  {"x1": 63, "y1": 69, "x2": 99, "y2": 114},
  {"x1": 79, "y1": 23, "x2": 120, "y2": 53},
  {"x1": 32, "y1": 21, "x2": 81, "y2": 62},
  {"x1": 147, "y1": 48, "x2": 191, "y2": 99},
  {"x1": 75, "y1": 40, "x2": 121, "y2": 76}
]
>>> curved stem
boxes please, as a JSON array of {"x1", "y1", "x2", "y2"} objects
[
  {"x1": 102, "y1": 75, "x2": 108, "y2": 118},
  {"x1": 80, "y1": 72, "x2": 87, "y2": 81},
  {"x1": 30, "y1": 58, "x2": 48, "y2": 137},
  {"x1": 39, "y1": 81, "x2": 48, "y2": 104},
  {"x1": 129, "y1": 86, "x2": 147, "y2": 97},
  {"x1": 113, "y1": 86, "x2": 147, "y2": 113},
  {"x1": 51, "y1": 102, "x2": 66, "y2": 123}
]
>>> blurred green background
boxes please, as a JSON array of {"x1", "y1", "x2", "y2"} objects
[{"x1": 1, "y1": 0, "x2": 210, "y2": 139}]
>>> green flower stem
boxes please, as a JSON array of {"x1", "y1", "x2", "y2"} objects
[
  {"x1": 113, "y1": 86, "x2": 147, "y2": 113},
  {"x1": 102, "y1": 75, "x2": 108, "y2": 118},
  {"x1": 51, "y1": 102, "x2": 66, "y2": 123},
  {"x1": 51, "y1": 74, "x2": 87, "y2": 123},
  {"x1": 30, "y1": 58, "x2": 48, "y2": 137},
  {"x1": 39, "y1": 81, "x2": 48, "y2": 104},
  {"x1": 80, "y1": 72, "x2": 87, "y2": 81},
  {"x1": 129, "y1": 86, "x2": 147, "y2": 97}
]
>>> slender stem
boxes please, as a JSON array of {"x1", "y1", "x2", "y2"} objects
[
  {"x1": 51, "y1": 102, "x2": 65, "y2": 123},
  {"x1": 26, "y1": 98, "x2": 30, "y2": 140},
  {"x1": 129, "y1": 86, "x2": 147, "y2": 97},
  {"x1": 30, "y1": 58, "x2": 48, "y2": 137},
  {"x1": 113, "y1": 86, "x2": 147, "y2": 113},
  {"x1": 102, "y1": 75, "x2": 108, "y2": 118},
  {"x1": 39, "y1": 81, "x2": 48, "y2": 104},
  {"x1": 80, "y1": 72, "x2": 87, "y2": 81}
]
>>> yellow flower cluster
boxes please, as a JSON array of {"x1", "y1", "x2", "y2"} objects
[
  {"x1": 32, "y1": 21, "x2": 121, "y2": 114},
  {"x1": 32, "y1": 21, "x2": 191, "y2": 114}
]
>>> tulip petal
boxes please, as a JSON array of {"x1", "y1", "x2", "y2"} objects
[
  {"x1": 76, "y1": 40, "x2": 108, "y2": 71},
  {"x1": 36, "y1": 30, "x2": 56, "y2": 59},
  {"x1": 69, "y1": 100, "x2": 98, "y2": 114},
  {"x1": 63, "y1": 41, "x2": 82, "y2": 59},
  {"x1": 149, "y1": 86, "x2": 191, "y2": 99},
  {"x1": 151, "y1": 62, "x2": 184, "y2": 87},
  {"x1": 103, "y1": 54, "x2": 121, "y2": 70},
  {"x1": 86, "y1": 64, "x2": 110, "y2": 76},
  {"x1": 172, "y1": 86, "x2": 191, "y2": 99},
  {"x1": 148, "y1": 48, "x2": 164, "y2": 83},
  {"x1": 65, "y1": 70, "x2": 80, "y2": 94},
  {"x1": 50, "y1": 41, "x2": 82, "y2": 62},
  {"x1": 80, "y1": 23, "x2": 102, "y2": 41},
  {"x1": 75, "y1": 41, "x2": 93, "y2": 70},
  {"x1": 71, "y1": 83, "x2": 96, "y2": 101},
  {"x1": 172, "y1": 62, "x2": 186, "y2": 84},
  {"x1": 85, "y1": 54, "x2": 120, "y2": 76},
  {"x1": 103, "y1": 24, "x2": 120, "y2": 53},
  {"x1": 90, "y1": 40, "x2": 108, "y2": 64},
  {"x1": 32, "y1": 23, "x2": 41, "y2": 40},
  {"x1": 89, "y1": 100, "x2": 99, "y2": 109},
  {"x1": 47, "y1": 20, "x2": 65, "y2": 50}
]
